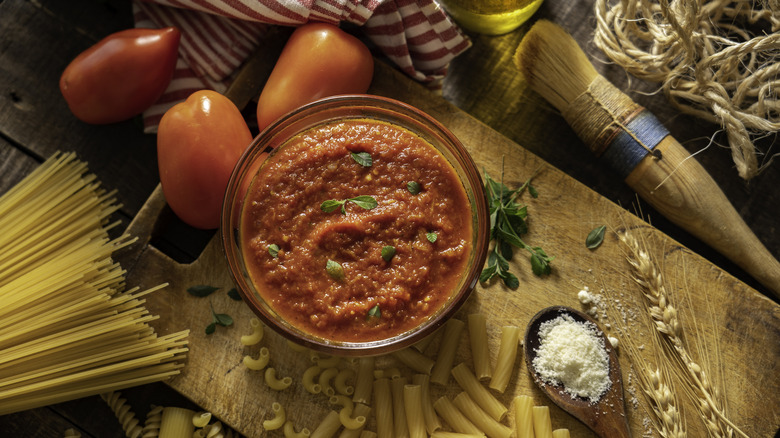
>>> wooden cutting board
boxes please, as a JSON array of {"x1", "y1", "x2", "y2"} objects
[{"x1": 116, "y1": 61, "x2": 779, "y2": 437}]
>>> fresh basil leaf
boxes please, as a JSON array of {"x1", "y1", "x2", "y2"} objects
[
  {"x1": 501, "y1": 272, "x2": 520, "y2": 289},
  {"x1": 381, "y1": 245, "x2": 396, "y2": 262},
  {"x1": 496, "y1": 251, "x2": 510, "y2": 273},
  {"x1": 351, "y1": 152, "x2": 373, "y2": 167},
  {"x1": 479, "y1": 264, "x2": 498, "y2": 283},
  {"x1": 326, "y1": 259, "x2": 345, "y2": 280},
  {"x1": 348, "y1": 195, "x2": 378, "y2": 210},
  {"x1": 227, "y1": 288, "x2": 242, "y2": 301},
  {"x1": 407, "y1": 181, "x2": 421, "y2": 195},
  {"x1": 321, "y1": 199, "x2": 345, "y2": 213},
  {"x1": 530, "y1": 253, "x2": 551, "y2": 276},
  {"x1": 187, "y1": 285, "x2": 219, "y2": 297},
  {"x1": 367, "y1": 304, "x2": 381, "y2": 320},
  {"x1": 268, "y1": 244, "x2": 280, "y2": 258},
  {"x1": 528, "y1": 184, "x2": 539, "y2": 198},
  {"x1": 586, "y1": 225, "x2": 607, "y2": 249},
  {"x1": 213, "y1": 312, "x2": 234, "y2": 327},
  {"x1": 426, "y1": 232, "x2": 438, "y2": 243}
]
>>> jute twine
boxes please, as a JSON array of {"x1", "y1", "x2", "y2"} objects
[{"x1": 593, "y1": 0, "x2": 779, "y2": 180}]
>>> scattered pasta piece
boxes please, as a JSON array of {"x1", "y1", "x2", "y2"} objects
[
  {"x1": 532, "y1": 406, "x2": 553, "y2": 438},
  {"x1": 193, "y1": 411, "x2": 212, "y2": 428},
  {"x1": 335, "y1": 368, "x2": 356, "y2": 396},
  {"x1": 100, "y1": 391, "x2": 143, "y2": 438},
  {"x1": 240, "y1": 318, "x2": 264, "y2": 346},
  {"x1": 243, "y1": 347, "x2": 270, "y2": 370},
  {"x1": 319, "y1": 367, "x2": 340, "y2": 396},
  {"x1": 303, "y1": 365, "x2": 323, "y2": 394},
  {"x1": 431, "y1": 318, "x2": 465, "y2": 386},
  {"x1": 265, "y1": 368, "x2": 293, "y2": 390},
  {"x1": 263, "y1": 402, "x2": 286, "y2": 431},
  {"x1": 284, "y1": 420, "x2": 311, "y2": 438}
]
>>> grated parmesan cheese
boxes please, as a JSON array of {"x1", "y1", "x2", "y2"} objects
[{"x1": 532, "y1": 314, "x2": 611, "y2": 403}]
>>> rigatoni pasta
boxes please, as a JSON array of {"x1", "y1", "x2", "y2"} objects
[
  {"x1": 391, "y1": 377, "x2": 411, "y2": 438},
  {"x1": 467, "y1": 314, "x2": 492, "y2": 380},
  {"x1": 532, "y1": 406, "x2": 553, "y2": 438},
  {"x1": 432, "y1": 396, "x2": 483, "y2": 436},
  {"x1": 512, "y1": 395, "x2": 534, "y2": 438},
  {"x1": 412, "y1": 374, "x2": 441, "y2": 434},
  {"x1": 311, "y1": 410, "x2": 342, "y2": 438},
  {"x1": 551, "y1": 429, "x2": 571, "y2": 438},
  {"x1": 452, "y1": 392, "x2": 512, "y2": 438},
  {"x1": 488, "y1": 326, "x2": 521, "y2": 393},
  {"x1": 430, "y1": 318, "x2": 466, "y2": 386},
  {"x1": 391, "y1": 347, "x2": 435, "y2": 375},
  {"x1": 403, "y1": 384, "x2": 427, "y2": 438},
  {"x1": 451, "y1": 363, "x2": 508, "y2": 421},
  {"x1": 352, "y1": 357, "x2": 375, "y2": 404},
  {"x1": 373, "y1": 378, "x2": 394, "y2": 438}
]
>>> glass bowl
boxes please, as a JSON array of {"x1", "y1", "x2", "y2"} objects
[{"x1": 221, "y1": 95, "x2": 489, "y2": 356}]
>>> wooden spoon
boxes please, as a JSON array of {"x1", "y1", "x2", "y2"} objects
[{"x1": 524, "y1": 306, "x2": 631, "y2": 438}]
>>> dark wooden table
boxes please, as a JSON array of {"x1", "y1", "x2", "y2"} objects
[{"x1": 1, "y1": 0, "x2": 777, "y2": 436}]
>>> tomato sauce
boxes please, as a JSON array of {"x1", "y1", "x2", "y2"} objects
[{"x1": 241, "y1": 119, "x2": 473, "y2": 343}]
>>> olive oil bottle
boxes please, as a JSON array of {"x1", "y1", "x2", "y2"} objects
[{"x1": 438, "y1": 0, "x2": 544, "y2": 35}]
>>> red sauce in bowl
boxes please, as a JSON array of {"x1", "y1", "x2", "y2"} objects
[{"x1": 240, "y1": 119, "x2": 473, "y2": 343}]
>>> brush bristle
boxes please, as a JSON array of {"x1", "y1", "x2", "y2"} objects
[{"x1": 514, "y1": 20, "x2": 598, "y2": 112}]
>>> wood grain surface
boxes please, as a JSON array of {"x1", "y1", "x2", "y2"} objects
[
  {"x1": 0, "y1": 0, "x2": 778, "y2": 436},
  {"x1": 110, "y1": 63, "x2": 779, "y2": 438}
]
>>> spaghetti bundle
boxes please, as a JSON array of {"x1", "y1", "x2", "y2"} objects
[{"x1": 0, "y1": 152, "x2": 188, "y2": 415}]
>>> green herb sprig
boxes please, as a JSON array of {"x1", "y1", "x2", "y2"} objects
[
  {"x1": 479, "y1": 168, "x2": 553, "y2": 288},
  {"x1": 206, "y1": 303, "x2": 234, "y2": 335},
  {"x1": 321, "y1": 195, "x2": 378, "y2": 214}
]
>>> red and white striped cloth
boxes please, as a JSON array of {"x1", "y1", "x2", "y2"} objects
[{"x1": 133, "y1": 0, "x2": 471, "y2": 133}]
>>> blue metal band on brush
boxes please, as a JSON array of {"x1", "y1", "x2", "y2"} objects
[{"x1": 601, "y1": 110, "x2": 670, "y2": 179}]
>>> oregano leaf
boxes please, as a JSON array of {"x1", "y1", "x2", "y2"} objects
[
  {"x1": 351, "y1": 152, "x2": 373, "y2": 167},
  {"x1": 381, "y1": 246, "x2": 396, "y2": 262},
  {"x1": 586, "y1": 225, "x2": 607, "y2": 249},
  {"x1": 187, "y1": 285, "x2": 219, "y2": 297},
  {"x1": 407, "y1": 181, "x2": 421, "y2": 195},
  {"x1": 326, "y1": 259, "x2": 345, "y2": 280}
]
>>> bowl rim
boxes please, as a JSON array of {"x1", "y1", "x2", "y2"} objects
[{"x1": 221, "y1": 94, "x2": 490, "y2": 356}]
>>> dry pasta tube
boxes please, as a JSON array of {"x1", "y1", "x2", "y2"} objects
[
  {"x1": 373, "y1": 378, "x2": 394, "y2": 438},
  {"x1": 359, "y1": 431, "x2": 377, "y2": 438},
  {"x1": 263, "y1": 403, "x2": 287, "y2": 431},
  {"x1": 311, "y1": 410, "x2": 342, "y2": 438},
  {"x1": 551, "y1": 429, "x2": 570, "y2": 438},
  {"x1": 373, "y1": 367, "x2": 402, "y2": 380},
  {"x1": 403, "y1": 384, "x2": 427, "y2": 438},
  {"x1": 532, "y1": 406, "x2": 553, "y2": 438},
  {"x1": 412, "y1": 328, "x2": 439, "y2": 353},
  {"x1": 430, "y1": 318, "x2": 465, "y2": 385},
  {"x1": 243, "y1": 347, "x2": 270, "y2": 370},
  {"x1": 284, "y1": 420, "x2": 311, "y2": 438},
  {"x1": 431, "y1": 433, "x2": 486, "y2": 438},
  {"x1": 339, "y1": 403, "x2": 371, "y2": 435},
  {"x1": 391, "y1": 347, "x2": 435, "y2": 375},
  {"x1": 265, "y1": 368, "x2": 293, "y2": 390},
  {"x1": 240, "y1": 318, "x2": 264, "y2": 346},
  {"x1": 488, "y1": 326, "x2": 521, "y2": 393},
  {"x1": 320, "y1": 367, "x2": 340, "y2": 396},
  {"x1": 352, "y1": 356, "x2": 375, "y2": 405},
  {"x1": 63, "y1": 428, "x2": 81, "y2": 438},
  {"x1": 453, "y1": 392, "x2": 512, "y2": 438},
  {"x1": 303, "y1": 365, "x2": 323, "y2": 394},
  {"x1": 451, "y1": 363, "x2": 507, "y2": 422},
  {"x1": 316, "y1": 355, "x2": 342, "y2": 368},
  {"x1": 391, "y1": 377, "x2": 410, "y2": 438},
  {"x1": 412, "y1": 374, "x2": 441, "y2": 434},
  {"x1": 159, "y1": 407, "x2": 196, "y2": 438},
  {"x1": 467, "y1": 314, "x2": 492, "y2": 380},
  {"x1": 335, "y1": 368, "x2": 355, "y2": 396},
  {"x1": 193, "y1": 411, "x2": 212, "y2": 428},
  {"x1": 512, "y1": 395, "x2": 534, "y2": 438},
  {"x1": 432, "y1": 396, "x2": 482, "y2": 435}
]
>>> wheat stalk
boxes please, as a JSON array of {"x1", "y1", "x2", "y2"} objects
[{"x1": 618, "y1": 228, "x2": 746, "y2": 438}]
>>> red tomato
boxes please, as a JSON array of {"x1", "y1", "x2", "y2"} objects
[
  {"x1": 157, "y1": 90, "x2": 253, "y2": 230},
  {"x1": 256, "y1": 23, "x2": 374, "y2": 131},
  {"x1": 60, "y1": 27, "x2": 180, "y2": 124}
]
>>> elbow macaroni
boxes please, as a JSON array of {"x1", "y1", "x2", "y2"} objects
[{"x1": 263, "y1": 402, "x2": 286, "y2": 431}]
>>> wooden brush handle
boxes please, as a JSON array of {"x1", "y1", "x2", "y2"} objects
[
  {"x1": 625, "y1": 136, "x2": 780, "y2": 298},
  {"x1": 561, "y1": 75, "x2": 780, "y2": 298}
]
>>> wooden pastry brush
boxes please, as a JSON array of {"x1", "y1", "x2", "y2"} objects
[{"x1": 514, "y1": 19, "x2": 780, "y2": 299}]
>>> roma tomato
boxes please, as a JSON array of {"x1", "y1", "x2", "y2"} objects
[
  {"x1": 256, "y1": 23, "x2": 374, "y2": 131},
  {"x1": 157, "y1": 90, "x2": 253, "y2": 230},
  {"x1": 60, "y1": 27, "x2": 180, "y2": 124}
]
